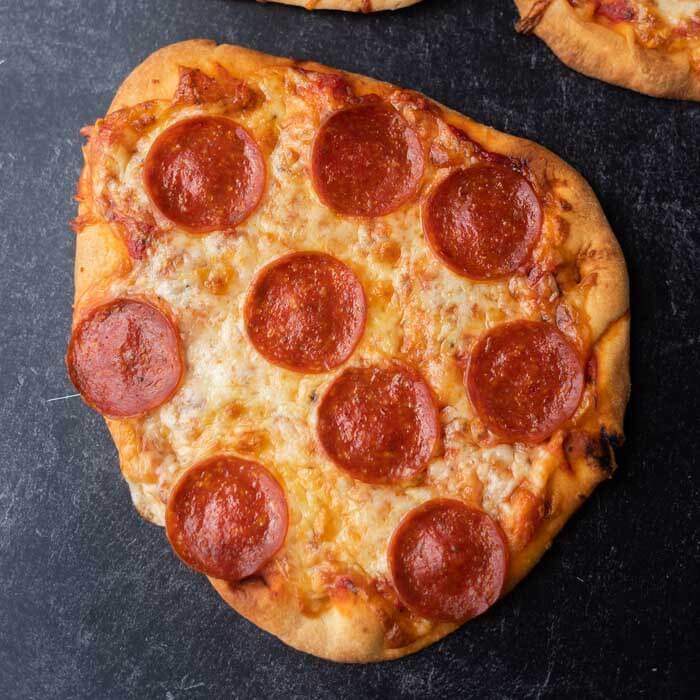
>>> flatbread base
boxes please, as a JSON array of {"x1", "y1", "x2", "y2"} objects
[{"x1": 73, "y1": 39, "x2": 630, "y2": 662}]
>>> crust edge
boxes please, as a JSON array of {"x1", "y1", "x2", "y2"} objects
[
  {"x1": 515, "y1": 0, "x2": 700, "y2": 101},
  {"x1": 210, "y1": 576, "x2": 456, "y2": 663}
]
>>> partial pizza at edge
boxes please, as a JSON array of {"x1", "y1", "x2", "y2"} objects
[
  {"x1": 516, "y1": 0, "x2": 700, "y2": 100},
  {"x1": 69, "y1": 39, "x2": 630, "y2": 662},
  {"x1": 262, "y1": 0, "x2": 420, "y2": 11}
]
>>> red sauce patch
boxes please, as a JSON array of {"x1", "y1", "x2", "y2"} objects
[
  {"x1": 311, "y1": 101, "x2": 424, "y2": 217},
  {"x1": 104, "y1": 207, "x2": 157, "y2": 260},
  {"x1": 66, "y1": 298, "x2": 182, "y2": 418},
  {"x1": 245, "y1": 252, "x2": 366, "y2": 373},
  {"x1": 595, "y1": 0, "x2": 636, "y2": 22},
  {"x1": 317, "y1": 363, "x2": 438, "y2": 484},
  {"x1": 466, "y1": 320, "x2": 584, "y2": 443},
  {"x1": 672, "y1": 18, "x2": 700, "y2": 38},
  {"x1": 388, "y1": 499, "x2": 508, "y2": 623},
  {"x1": 298, "y1": 70, "x2": 354, "y2": 104},
  {"x1": 173, "y1": 66, "x2": 253, "y2": 108},
  {"x1": 143, "y1": 116, "x2": 265, "y2": 233},
  {"x1": 166, "y1": 456, "x2": 288, "y2": 581},
  {"x1": 422, "y1": 164, "x2": 541, "y2": 279}
]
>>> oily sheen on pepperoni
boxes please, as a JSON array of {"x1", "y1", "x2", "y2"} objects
[
  {"x1": 66, "y1": 298, "x2": 182, "y2": 418},
  {"x1": 166, "y1": 456, "x2": 288, "y2": 581},
  {"x1": 143, "y1": 116, "x2": 265, "y2": 232},
  {"x1": 388, "y1": 499, "x2": 508, "y2": 623},
  {"x1": 467, "y1": 320, "x2": 584, "y2": 443},
  {"x1": 423, "y1": 163, "x2": 541, "y2": 279},
  {"x1": 317, "y1": 364, "x2": 438, "y2": 484},
  {"x1": 311, "y1": 101, "x2": 424, "y2": 218},
  {"x1": 245, "y1": 252, "x2": 366, "y2": 373}
]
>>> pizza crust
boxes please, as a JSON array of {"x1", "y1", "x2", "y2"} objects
[
  {"x1": 259, "y1": 0, "x2": 420, "y2": 11},
  {"x1": 515, "y1": 0, "x2": 700, "y2": 100},
  {"x1": 210, "y1": 575, "x2": 455, "y2": 662},
  {"x1": 72, "y1": 39, "x2": 630, "y2": 662}
]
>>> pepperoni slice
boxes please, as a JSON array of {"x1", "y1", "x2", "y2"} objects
[
  {"x1": 311, "y1": 101, "x2": 424, "y2": 218},
  {"x1": 317, "y1": 364, "x2": 438, "y2": 484},
  {"x1": 388, "y1": 499, "x2": 508, "y2": 623},
  {"x1": 143, "y1": 116, "x2": 265, "y2": 233},
  {"x1": 66, "y1": 298, "x2": 182, "y2": 418},
  {"x1": 245, "y1": 252, "x2": 366, "y2": 373},
  {"x1": 422, "y1": 163, "x2": 541, "y2": 280},
  {"x1": 466, "y1": 320, "x2": 584, "y2": 443},
  {"x1": 166, "y1": 456, "x2": 288, "y2": 581}
]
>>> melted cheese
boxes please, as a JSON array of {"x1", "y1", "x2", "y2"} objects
[
  {"x1": 94, "y1": 66, "x2": 588, "y2": 599},
  {"x1": 654, "y1": 0, "x2": 700, "y2": 25}
]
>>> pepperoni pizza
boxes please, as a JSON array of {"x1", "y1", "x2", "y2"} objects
[
  {"x1": 69, "y1": 40, "x2": 630, "y2": 661},
  {"x1": 262, "y1": 0, "x2": 420, "y2": 11},
  {"x1": 516, "y1": 0, "x2": 700, "y2": 99}
]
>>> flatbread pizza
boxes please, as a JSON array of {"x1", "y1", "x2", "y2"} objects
[{"x1": 69, "y1": 39, "x2": 630, "y2": 661}]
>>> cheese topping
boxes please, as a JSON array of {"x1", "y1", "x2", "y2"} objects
[
  {"x1": 84, "y1": 65, "x2": 595, "y2": 611},
  {"x1": 655, "y1": 0, "x2": 700, "y2": 26}
]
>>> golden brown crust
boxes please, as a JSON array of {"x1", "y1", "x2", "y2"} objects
[
  {"x1": 210, "y1": 576, "x2": 455, "y2": 662},
  {"x1": 594, "y1": 313, "x2": 631, "y2": 437},
  {"x1": 73, "y1": 39, "x2": 630, "y2": 662},
  {"x1": 515, "y1": 0, "x2": 700, "y2": 100},
  {"x1": 260, "y1": 0, "x2": 420, "y2": 11}
]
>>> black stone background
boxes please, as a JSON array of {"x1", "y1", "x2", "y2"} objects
[{"x1": 0, "y1": 0, "x2": 698, "y2": 697}]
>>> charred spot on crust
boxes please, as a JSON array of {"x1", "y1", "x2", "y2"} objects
[
  {"x1": 601, "y1": 425, "x2": 624, "y2": 449},
  {"x1": 590, "y1": 426, "x2": 624, "y2": 476},
  {"x1": 516, "y1": 0, "x2": 554, "y2": 33},
  {"x1": 586, "y1": 355, "x2": 598, "y2": 384},
  {"x1": 564, "y1": 428, "x2": 622, "y2": 476},
  {"x1": 594, "y1": 427, "x2": 624, "y2": 474},
  {"x1": 543, "y1": 496, "x2": 554, "y2": 519},
  {"x1": 593, "y1": 438, "x2": 614, "y2": 475}
]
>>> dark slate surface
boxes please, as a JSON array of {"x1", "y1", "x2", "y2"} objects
[{"x1": 0, "y1": 0, "x2": 698, "y2": 697}]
